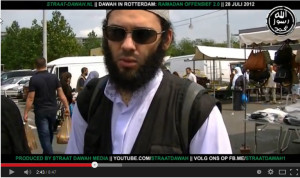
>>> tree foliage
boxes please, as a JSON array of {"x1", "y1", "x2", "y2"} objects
[
  {"x1": 1, "y1": 11, "x2": 81, "y2": 70},
  {"x1": 80, "y1": 30, "x2": 102, "y2": 56},
  {"x1": 1, "y1": 21, "x2": 42, "y2": 69},
  {"x1": 47, "y1": 11, "x2": 81, "y2": 61}
]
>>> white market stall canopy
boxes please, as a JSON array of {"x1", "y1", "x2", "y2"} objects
[
  {"x1": 239, "y1": 22, "x2": 300, "y2": 46},
  {"x1": 193, "y1": 45, "x2": 277, "y2": 61}
]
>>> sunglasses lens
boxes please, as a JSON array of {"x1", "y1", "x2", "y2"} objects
[
  {"x1": 132, "y1": 29, "x2": 157, "y2": 44},
  {"x1": 104, "y1": 26, "x2": 160, "y2": 44},
  {"x1": 105, "y1": 26, "x2": 126, "y2": 41}
]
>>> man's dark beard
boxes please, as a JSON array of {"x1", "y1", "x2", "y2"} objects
[{"x1": 102, "y1": 39, "x2": 166, "y2": 92}]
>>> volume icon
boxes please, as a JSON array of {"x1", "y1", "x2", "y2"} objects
[{"x1": 24, "y1": 169, "x2": 31, "y2": 175}]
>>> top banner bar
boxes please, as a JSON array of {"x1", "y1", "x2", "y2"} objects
[{"x1": 2, "y1": 1, "x2": 300, "y2": 10}]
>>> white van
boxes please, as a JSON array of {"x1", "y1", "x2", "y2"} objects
[{"x1": 47, "y1": 56, "x2": 107, "y2": 89}]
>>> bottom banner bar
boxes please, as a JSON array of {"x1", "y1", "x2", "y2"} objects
[{"x1": 1, "y1": 167, "x2": 299, "y2": 177}]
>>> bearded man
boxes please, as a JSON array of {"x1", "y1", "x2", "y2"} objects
[{"x1": 66, "y1": 10, "x2": 232, "y2": 154}]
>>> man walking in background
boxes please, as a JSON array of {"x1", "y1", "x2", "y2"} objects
[
  {"x1": 76, "y1": 67, "x2": 88, "y2": 92},
  {"x1": 24, "y1": 57, "x2": 69, "y2": 154},
  {"x1": 186, "y1": 67, "x2": 197, "y2": 83},
  {"x1": 264, "y1": 65, "x2": 277, "y2": 104}
]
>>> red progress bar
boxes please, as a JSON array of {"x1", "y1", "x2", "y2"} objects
[{"x1": 1, "y1": 163, "x2": 91, "y2": 167}]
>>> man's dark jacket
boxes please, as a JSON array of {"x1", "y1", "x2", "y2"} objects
[{"x1": 77, "y1": 72, "x2": 218, "y2": 154}]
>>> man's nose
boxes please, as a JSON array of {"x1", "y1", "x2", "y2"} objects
[{"x1": 121, "y1": 33, "x2": 136, "y2": 51}]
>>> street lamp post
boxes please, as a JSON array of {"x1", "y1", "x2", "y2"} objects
[
  {"x1": 226, "y1": 10, "x2": 231, "y2": 48},
  {"x1": 43, "y1": 10, "x2": 47, "y2": 64}
]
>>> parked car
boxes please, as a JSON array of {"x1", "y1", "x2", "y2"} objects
[
  {"x1": 22, "y1": 80, "x2": 30, "y2": 101},
  {"x1": 1, "y1": 69, "x2": 35, "y2": 83},
  {"x1": 1, "y1": 76, "x2": 31, "y2": 98}
]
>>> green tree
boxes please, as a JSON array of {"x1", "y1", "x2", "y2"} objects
[
  {"x1": 231, "y1": 36, "x2": 240, "y2": 48},
  {"x1": 80, "y1": 30, "x2": 102, "y2": 56},
  {"x1": 166, "y1": 42, "x2": 180, "y2": 56},
  {"x1": 1, "y1": 20, "x2": 42, "y2": 69},
  {"x1": 198, "y1": 39, "x2": 216, "y2": 46},
  {"x1": 166, "y1": 38, "x2": 195, "y2": 57},
  {"x1": 47, "y1": 11, "x2": 81, "y2": 62},
  {"x1": 177, "y1": 38, "x2": 195, "y2": 55},
  {"x1": 1, "y1": 21, "x2": 21, "y2": 69},
  {"x1": 1, "y1": 11, "x2": 81, "y2": 69}
]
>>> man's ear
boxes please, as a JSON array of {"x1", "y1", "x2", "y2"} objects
[{"x1": 162, "y1": 29, "x2": 173, "y2": 51}]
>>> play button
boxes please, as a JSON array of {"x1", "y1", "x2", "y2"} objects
[{"x1": 9, "y1": 169, "x2": 15, "y2": 175}]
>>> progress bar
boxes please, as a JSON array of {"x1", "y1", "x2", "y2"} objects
[{"x1": 92, "y1": 162, "x2": 122, "y2": 168}]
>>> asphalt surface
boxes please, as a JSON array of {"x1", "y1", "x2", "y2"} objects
[{"x1": 15, "y1": 95, "x2": 300, "y2": 154}]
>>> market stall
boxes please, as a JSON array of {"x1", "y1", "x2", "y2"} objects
[
  {"x1": 239, "y1": 25, "x2": 300, "y2": 47},
  {"x1": 238, "y1": 23, "x2": 300, "y2": 153},
  {"x1": 193, "y1": 45, "x2": 276, "y2": 98}
]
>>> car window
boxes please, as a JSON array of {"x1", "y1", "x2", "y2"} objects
[
  {"x1": 2, "y1": 77, "x2": 15, "y2": 85},
  {"x1": 2, "y1": 77, "x2": 23, "y2": 85},
  {"x1": 1, "y1": 73, "x2": 8, "y2": 81},
  {"x1": 24, "y1": 81, "x2": 30, "y2": 87},
  {"x1": 19, "y1": 79, "x2": 28, "y2": 85},
  {"x1": 1, "y1": 71, "x2": 34, "y2": 82}
]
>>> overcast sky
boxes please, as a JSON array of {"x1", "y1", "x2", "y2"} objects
[{"x1": 2, "y1": 9, "x2": 300, "y2": 43}]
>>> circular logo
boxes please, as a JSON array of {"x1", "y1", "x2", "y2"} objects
[{"x1": 266, "y1": 6, "x2": 296, "y2": 36}]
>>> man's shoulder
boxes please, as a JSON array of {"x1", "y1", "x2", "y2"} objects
[
  {"x1": 33, "y1": 71, "x2": 53, "y2": 76},
  {"x1": 78, "y1": 75, "x2": 86, "y2": 79},
  {"x1": 192, "y1": 73, "x2": 197, "y2": 79},
  {"x1": 31, "y1": 72, "x2": 57, "y2": 82},
  {"x1": 76, "y1": 77, "x2": 108, "y2": 121},
  {"x1": 162, "y1": 71, "x2": 187, "y2": 86}
]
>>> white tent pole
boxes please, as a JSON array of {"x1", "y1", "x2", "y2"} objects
[{"x1": 213, "y1": 58, "x2": 215, "y2": 97}]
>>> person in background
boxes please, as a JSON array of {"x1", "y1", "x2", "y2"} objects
[
  {"x1": 264, "y1": 65, "x2": 277, "y2": 104},
  {"x1": 2, "y1": 96, "x2": 31, "y2": 154},
  {"x1": 66, "y1": 10, "x2": 231, "y2": 154},
  {"x1": 245, "y1": 69, "x2": 250, "y2": 83},
  {"x1": 186, "y1": 67, "x2": 197, "y2": 83},
  {"x1": 172, "y1": 71, "x2": 180, "y2": 77},
  {"x1": 84, "y1": 71, "x2": 100, "y2": 86},
  {"x1": 60, "y1": 72, "x2": 75, "y2": 116},
  {"x1": 291, "y1": 68, "x2": 300, "y2": 103},
  {"x1": 227, "y1": 68, "x2": 236, "y2": 90},
  {"x1": 24, "y1": 57, "x2": 69, "y2": 154},
  {"x1": 231, "y1": 66, "x2": 245, "y2": 110},
  {"x1": 76, "y1": 67, "x2": 88, "y2": 92}
]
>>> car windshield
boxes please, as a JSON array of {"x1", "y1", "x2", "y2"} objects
[
  {"x1": 1, "y1": 73, "x2": 8, "y2": 81},
  {"x1": 2, "y1": 77, "x2": 23, "y2": 85}
]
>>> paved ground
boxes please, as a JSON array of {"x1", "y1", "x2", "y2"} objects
[
  {"x1": 15, "y1": 95, "x2": 300, "y2": 154},
  {"x1": 16, "y1": 100, "x2": 67, "y2": 154},
  {"x1": 222, "y1": 100, "x2": 300, "y2": 154}
]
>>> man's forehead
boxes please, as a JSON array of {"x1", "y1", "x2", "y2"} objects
[{"x1": 106, "y1": 10, "x2": 169, "y2": 22}]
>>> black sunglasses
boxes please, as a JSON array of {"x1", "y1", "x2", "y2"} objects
[{"x1": 103, "y1": 26, "x2": 165, "y2": 44}]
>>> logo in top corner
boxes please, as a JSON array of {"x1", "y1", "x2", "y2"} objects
[{"x1": 267, "y1": 6, "x2": 296, "y2": 36}]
